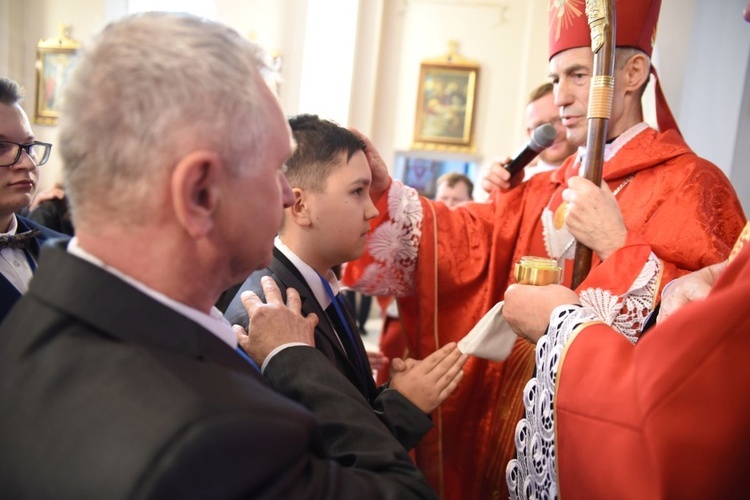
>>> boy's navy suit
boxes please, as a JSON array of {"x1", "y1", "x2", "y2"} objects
[{"x1": 226, "y1": 246, "x2": 432, "y2": 450}]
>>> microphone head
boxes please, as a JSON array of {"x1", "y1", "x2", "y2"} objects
[{"x1": 529, "y1": 123, "x2": 557, "y2": 152}]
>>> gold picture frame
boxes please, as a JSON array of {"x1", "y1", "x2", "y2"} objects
[
  {"x1": 34, "y1": 25, "x2": 82, "y2": 126},
  {"x1": 412, "y1": 42, "x2": 479, "y2": 153}
]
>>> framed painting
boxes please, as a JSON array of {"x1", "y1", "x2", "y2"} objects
[
  {"x1": 412, "y1": 59, "x2": 479, "y2": 153},
  {"x1": 34, "y1": 25, "x2": 82, "y2": 126},
  {"x1": 403, "y1": 157, "x2": 440, "y2": 198}
]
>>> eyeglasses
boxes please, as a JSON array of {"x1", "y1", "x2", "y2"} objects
[{"x1": 0, "y1": 140, "x2": 53, "y2": 167}]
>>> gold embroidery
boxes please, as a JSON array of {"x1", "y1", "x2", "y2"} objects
[{"x1": 550, "y1": 0, "x2": 586, "y2": 42}]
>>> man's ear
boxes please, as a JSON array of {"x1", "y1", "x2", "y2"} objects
[
  {"x1": 288, "y1": 187, "x2": 312, "y2": 227},
  {"x1": 171, "y1": 150, "x2": 222, "y2": 238},
  {"x1": 624, "y1": 53, "x2": 650, "y2": 94}
]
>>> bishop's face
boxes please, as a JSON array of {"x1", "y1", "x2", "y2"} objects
[{"x1": 549, "y1": 47, "x2": 594, "y2": 149}]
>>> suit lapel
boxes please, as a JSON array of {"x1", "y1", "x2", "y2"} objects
[
  {"x1": 16, "y1": 218, "x2": 37, "y2": 260},
  {"x1": 270, "y1": 249, "x2": 346, "y2": 358},
  {"x1": 0, "y1": 274, "x2": 21, "y2": 319},
  {"x1": 269, "y1": 249, "x2": 372, "y2": 393},
  {"x1": 15, "y1": 216, "x2": 56, "y2": 261},
  {"x1": 30, "y1": 241, "x2": 262, "y2": 381}
]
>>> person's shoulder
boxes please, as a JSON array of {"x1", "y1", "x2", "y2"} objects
[
  {"x1": 4, "y1": 306, "x2": 306, "y2": 440},
  {"x1": 224, "y1": 266, "x2": 276, "y2": 325},
  {"x1": 0, "y1": 314, "x2": 316, "y2": 498},
  {"x1": 16, "y1": 214, "x2": 67, "y2": 240}
]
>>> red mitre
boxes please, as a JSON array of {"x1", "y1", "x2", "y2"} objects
[{"x1": 547, "y1": 0, "x2": 680, "y2": 134}]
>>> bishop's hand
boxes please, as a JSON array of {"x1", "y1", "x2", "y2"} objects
[
  {"x1": 349, "y1": 127, "x2": 391, "y2": 196},
  {"x1": 562, "y1": 176, "x2": 627, "y2": 261}
]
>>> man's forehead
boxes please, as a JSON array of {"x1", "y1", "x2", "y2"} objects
[
  {"x1": 0, "y1": 102, "x2": 33, "y2": 140},
  {"x1": 548, "y1": 47, "x2": 594, "y2": 74}
]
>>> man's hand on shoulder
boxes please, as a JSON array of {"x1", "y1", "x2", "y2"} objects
[{"x1": 234, "y1": 277, "x2": 318, "y2": 366}]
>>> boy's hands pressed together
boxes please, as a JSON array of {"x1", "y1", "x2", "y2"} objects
[{"x1": 389, "y1": 342, "x2": 468, "y2": 414}]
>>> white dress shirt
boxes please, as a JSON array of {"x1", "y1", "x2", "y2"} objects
[{"x1": 0, "y1": 215, "x2": 35, "y2": 294}]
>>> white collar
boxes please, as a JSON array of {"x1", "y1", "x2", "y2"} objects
[
  {"x1": 2, "y1": 214, "x2": 19, "y2": 236},
  {"x1": 274, "y1": 236, "x2": 340, "y2": 309},
  {"x1": 67, "y1": 237, "x2": 237, "y2": 349},
  {"x1": 575, "y1": 122, "x2": 650, "y2": 172}
]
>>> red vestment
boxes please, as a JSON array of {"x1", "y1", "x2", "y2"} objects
[
  {"x1": 555, "y1": 238, "x2": 750, "y2": 498},
  {"x1": 344, "y1": 125, "x2": 745, "y2": 499}
]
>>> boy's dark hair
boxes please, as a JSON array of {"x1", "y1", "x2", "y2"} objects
[
  {"x1": 286, "y1": 114, "x2": 366, "y2": 192},
  {"x1": 0, "y1": 77, "x2": 24, "y2": 106}
]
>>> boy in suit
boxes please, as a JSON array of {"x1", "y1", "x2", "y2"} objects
[
  {"x1": 0, "y1": 77, "x2": 62, "y2": 321},
  {"x1": 226, "y1": 114, "x2": 467, "y2": 450}
]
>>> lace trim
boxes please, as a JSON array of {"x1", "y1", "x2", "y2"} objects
[
  {"x1": 578, "y1": 252, "x2": 661, "y2": 342},
  {"x1": 506, "y1": 305, "x2": 598, "y2": 500},
  {"x1": 356, "y1": 180, "x2": 423, "y2": 296},
  {"x1": 507, "y1": 252, "x2": 661, "y2": 498}
]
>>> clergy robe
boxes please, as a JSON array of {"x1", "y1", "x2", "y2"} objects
[
  {"x1": 550, "y1": 226, "x2": 750, "y2": 498},
  {"x1": 343, "y1": 124, "x2": 746, "y2": 499}
]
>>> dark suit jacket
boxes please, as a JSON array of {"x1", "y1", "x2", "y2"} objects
[
  {"x1": 0, "y1": 241, "x2": 435, "y2": 500},
  {"x1": 225, "y1": 247, "x2": 432, "y2": 450},
  {"x1": 0, "y1": 215, "x2": 64, "y2": 322}
]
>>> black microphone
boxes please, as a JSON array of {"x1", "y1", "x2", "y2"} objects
[{"x1": 503, "y1": 123, "x2": 557, "y2": 177}]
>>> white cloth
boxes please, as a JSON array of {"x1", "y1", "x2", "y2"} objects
[
  {"x1": 0, "y1": 215, "x2": 35, "y2": 294},
  {"x1": 457, "y1": 301, "x2": 518, "y2": 361}
]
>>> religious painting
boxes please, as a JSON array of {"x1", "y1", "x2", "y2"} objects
[
  {"x1": 34, "y1": 25, "x2": 82, "y2": 126},
  {"x1": 403, "y1": 157, "x2": 440, "y2": 198},
  {"x1": 412, "y1": 61, "x2": 479, "y2": 152}
]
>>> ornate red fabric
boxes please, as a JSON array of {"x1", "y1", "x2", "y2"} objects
[
  {"x1": 556, "y1": 242, "x2": 750, "y2": 497},
  {"x1": 343, "y1": 126, "x2": 745, "y2": 499}
]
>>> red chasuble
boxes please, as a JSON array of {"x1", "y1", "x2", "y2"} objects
[
  {"x1": 556, "y1": 237, "x2": 750, "y2": 498},
  {"x1": 343, "y1": 125, "x2": 745, "y2": 499}
]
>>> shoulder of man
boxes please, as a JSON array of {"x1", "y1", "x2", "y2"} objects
[
  {"x1": 16, "y1": 214, "x2": 67, "y2": 241},
  {"x1": 224, "y1": 266, "x2": 278, "y2": 327}
]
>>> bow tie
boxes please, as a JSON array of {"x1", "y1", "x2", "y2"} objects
[{"x1": 0, "y1": 229, "x2": 41, "y2": 250}]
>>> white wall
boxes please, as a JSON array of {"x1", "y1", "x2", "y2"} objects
[
  {"x1": 679, "y1": 0, "x2": 750, "y2": 215},
  {"x1": 365, "y1": 0, "x2": 550, "y2": 173}
]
